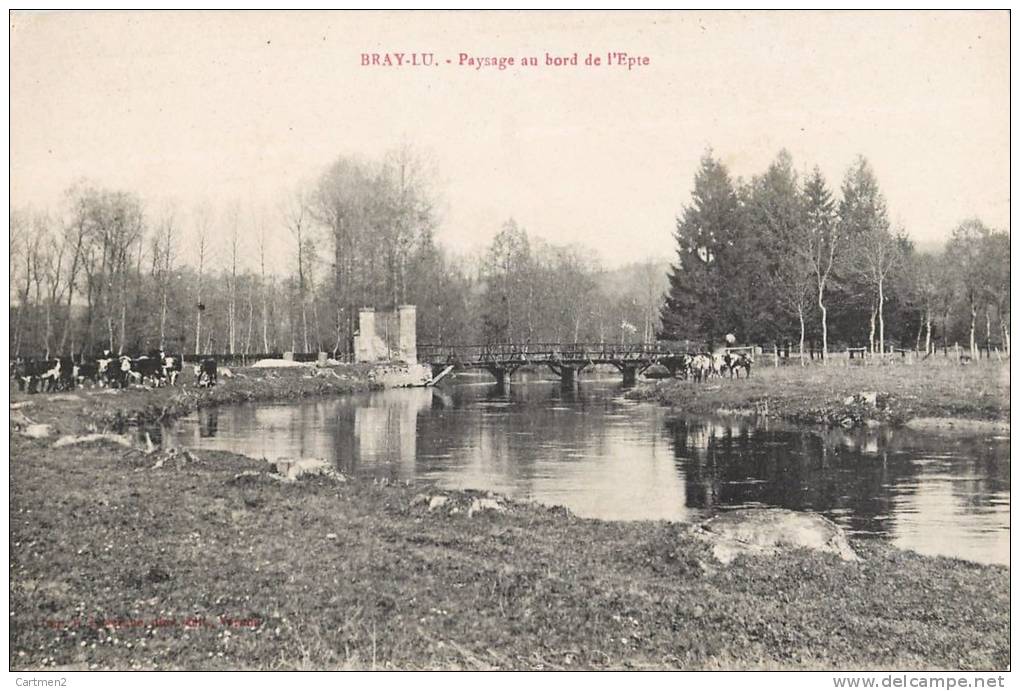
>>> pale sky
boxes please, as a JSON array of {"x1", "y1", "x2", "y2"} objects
[{"x1": 10, "y1": 10, "x2": 1010, "y2": 270}]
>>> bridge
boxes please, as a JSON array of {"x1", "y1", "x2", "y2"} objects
[{"x1": 417, "y1": 342, "x2": 693, "y2": 387}]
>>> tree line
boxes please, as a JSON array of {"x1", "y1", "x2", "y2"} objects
[
  {"x1": 9, "y1": 147, "x2": 666, "y2": 359},
  {"x1": 659, "y1": 150, "x2": 1010, "y2": 359},
  {"x1": 9, "y1": 147, "x2": 1007, "y2": 361}
]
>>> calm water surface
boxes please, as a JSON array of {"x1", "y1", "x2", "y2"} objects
[{"x1": 160, "y1": 375, "x2": 1010, "y2": 565}]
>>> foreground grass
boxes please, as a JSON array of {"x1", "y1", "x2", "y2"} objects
[
  {"x1": 630, "y1": 359, "x2": 1009, "y2": 427},
  {"x1": 10, "y1": 437, "x2": 1010, "y2": 671},
  {"x1": 9, "y1": 365, "x2": 1010, "y2": 670}
]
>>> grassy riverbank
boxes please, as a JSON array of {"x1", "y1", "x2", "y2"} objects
[
  {"x1": 630, "y1": 359, "x2": 1009, "y2": 428},
  {"x1": 9, "y1": 372, "x2": 1011, "y2": 670},
  {"x1": 10, "y1": 364, "x2": 380, "y2": 434}
]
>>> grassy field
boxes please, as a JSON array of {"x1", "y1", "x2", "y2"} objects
[
  {"x1": 630, "y1": 359, "x2": 1009, "y2": 427},
  {"x1": 8, "y1": 363, "x2": 1011, "y2": 670}
]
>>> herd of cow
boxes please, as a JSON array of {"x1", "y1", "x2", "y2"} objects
[
  {"x1": 674, "y1": 351, "x2": 753, "y2": 382},
  {"x1": 11, "y1": 351, "x2": 220, "y2": 393}
]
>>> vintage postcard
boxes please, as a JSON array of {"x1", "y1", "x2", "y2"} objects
[{"x1": 8, "y1": 10, "x2": 1010, "y2": 678}]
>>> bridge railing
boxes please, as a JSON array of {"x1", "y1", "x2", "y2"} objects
[{"x1": 417, "y1": 342, "x2": 696, "y2": 364}]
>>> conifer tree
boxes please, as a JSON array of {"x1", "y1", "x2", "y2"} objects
[{"x1": 659, "y1": 152, "x2": 741, "y2": 346}]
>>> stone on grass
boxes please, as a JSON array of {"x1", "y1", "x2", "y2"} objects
[
  {"x1": 52, "y1": 432, "x2": 133, "y2": 448},
  {"x1": 698, "y1": 508, "x2": 860, "y2": 565},
  {"x1": 21, "y1": 424, "x2": 53, "y2": 439},
  {"x1": 271, "y1": 457, "x2": 338, "y2": 482},
  {"x1": 251, "y1": 359, "x2": 308, "y2": 368},
  {"x1": 468, "y1": 497, "x2": 504, "y2": 518},
  {"x1": 843, "y1": 391, "x2": 879, "y2": 407},
  {"x1": 428, "y1": 495, "x2": 449, "y2": 511}
]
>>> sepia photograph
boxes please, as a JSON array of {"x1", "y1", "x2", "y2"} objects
[{"x1": 7, "y1": 9, "x2": 1011, "y2": 677}]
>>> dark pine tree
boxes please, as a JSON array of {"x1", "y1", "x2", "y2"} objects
[
  {"x1": 659, "y1": 152, "x2": 741, "y2": 346},
  {"x1": 740, "y1": 150, "x2": 806, "y2": 344}
]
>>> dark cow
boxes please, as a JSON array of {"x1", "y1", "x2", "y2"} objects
[
  {"x1": 55, "y1": 356, "x2": 76, "y2": 390},
  {"x1": 73, "y1": 360, "x2": 100, "y2": 387},
  {"x1": 125, "y1": 355, "x2": 165, "y2": 386},
  {"x1": 38, "y1": 358, "x2": 64, "y2": 392},
  {"x1": 95, "y1": 353, "x2": 118, "y2": 387},
  {"x1": 39, "y1": 359, "x2": 63, "y2": 392},
  {"x1": 195, "y1": 358, "x2": 218, "y2": 387},
  {"x1": 108, "y1": 356, "x2": 138, "y2": 388},
  {"x1": 12, "y1": 358, "x2": 62, "y2": 393},
  {"x1": 11, "y1": 358, "x2": 30, "y2": 392},
  {"x1": 11, "y1": 358, "x2": 28, "y2": 391}
]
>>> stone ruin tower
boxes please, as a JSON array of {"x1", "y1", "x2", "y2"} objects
[{"x1": 353, "y1": 305, "x2": 417, "y2": 364}]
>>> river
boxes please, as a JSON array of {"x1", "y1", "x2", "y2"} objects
[{"x1": 159, "y1": 374, "x2": 1010, "y2": 566}]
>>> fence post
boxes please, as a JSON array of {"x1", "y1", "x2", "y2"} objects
[{"x1": 773, "y1": 344, "x2": 778, "y2": 369}]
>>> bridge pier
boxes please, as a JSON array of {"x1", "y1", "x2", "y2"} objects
[
  {"x1": 560, "y1": 366, "x2": 577, "y2": 387},
  {"x1": 486, "y1": 366, "x2": 515, "y2": 394},
  {"x1": 494, "y1": 369, "x2": 512, "y2": 395},
  {"x1": 547, "y1": 363, "x2": 579, "y2": 387},
  {"x1": 621, "y1": 365, "x2": 638, "y2": 386}
]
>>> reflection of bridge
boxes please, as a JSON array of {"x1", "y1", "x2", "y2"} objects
[{"x1": 417, "y1": 343, "x2": 692, "y2": 387}]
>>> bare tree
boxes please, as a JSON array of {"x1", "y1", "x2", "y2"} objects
[
  {"x1": 153, "y1": 204, "x2": 178, "y2": 351},
  {"x1": 37, "y1": 213, "x2": 69, "y2": 358},
  {"x1": 57, "y1": 185, "x2": 94, "y2": 354},
  {"x1": 306, "y1": 239, "x2": 322, "y2": 351},
  {"x1": 802, "y1": 168, "x2": 839, "y2": 359},
  {"x1": 283, "y1": 190, "x2": 311, "y2": 352},
  {"x1": 946, "y1": 219, "x2": 992, "y2": 359},
  {"x1": 641, "y1": 260, "x2": 662, "y2": 345},
  {"x1": 10, "y1": 209, "x2": 39, "y2": 358},
  {"x1": 225, "y1": 202, "x2": 241, "y2": 354},
  {"x1": 984, "y1": 230, "x2": 1010, "y2": 355},
  {"x1": 193, "y1": 204, "x2": 213, "y2": 355},
  {"x1": 483, "y1": 219, "x2": 531, "y2": 343},
  {"x1": 858, "y1": 228, "x2": 903, "y2": 355},
  {"x1": 311, "y1": 156, "x2": 369, "y2": 351},
  {"x1": 908, "y1": 252, "x2": 942, "y2": 355},
  {"x1": 254, "y1": 210, "x2": 270, "y2": 353},
  {"x1": 85, "y1": 190, "x2": 144, "y2": 354},
  {"x1": 840, "y1": 157, "x2": 900, "y2": 356},
  {"x1": 245, "y1": 275, "x2": 255, "y2": 355},
  {"x1": 383, "y1": 145, "x2": 438, "y2": 307}
]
